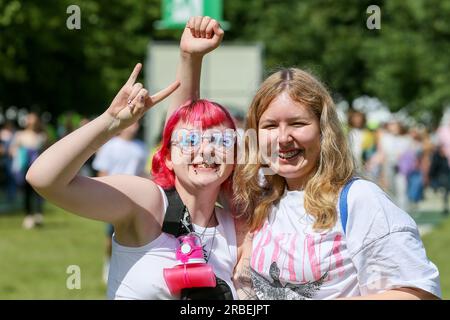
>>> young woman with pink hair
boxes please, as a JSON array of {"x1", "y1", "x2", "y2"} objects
[{"x1": 26, "y1": 18, "x2": 240, "y2": 299}]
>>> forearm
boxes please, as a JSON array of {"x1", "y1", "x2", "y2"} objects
[
  {"x1": 342, "y1": 288, "x2": 438, "y2": 300},
  {"x1": 164, "y1": 16, "x2": 224, "y2": 122},
  {"x1": 165, "y1": 53, "x2": 203, "y2": 124},
  {"x1": 26, "y1": 112, "x2": 118, "y2": 190}
]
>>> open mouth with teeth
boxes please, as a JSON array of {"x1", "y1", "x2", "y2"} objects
[
  {"x1": 277, "y1": 149, "x2": 304, "y2": 160},
  {"x1": 192, "y1": 162, "x2": 220, "y2": 171}
]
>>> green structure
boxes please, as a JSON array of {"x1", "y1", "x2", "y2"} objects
[{"x1": 155, "y1": 0, "x2": 229, "y2": 30}]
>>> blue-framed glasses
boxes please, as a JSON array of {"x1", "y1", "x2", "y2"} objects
[{"x1": 171, "y1": 128, "x2": 236, "y2": 154}]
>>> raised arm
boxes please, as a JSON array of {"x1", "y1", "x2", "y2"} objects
[
  {"x1": 26, "y1": 63, "x2": 179, "y2": 226},
  {"x1": 165, "y1": 16, "x2": 224, "y2": 124}
]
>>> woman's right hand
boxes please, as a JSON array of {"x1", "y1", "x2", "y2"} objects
[{"x1": 105, "y1": 63, "x2": 180, "y2": 133}]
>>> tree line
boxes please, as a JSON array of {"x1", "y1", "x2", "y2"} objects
[{"x1": 1, "y1": 0, "x2": 449, "y2": 125}]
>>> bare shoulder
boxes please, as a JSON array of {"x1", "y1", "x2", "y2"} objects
[
  {"x1": 129, "y1": 176, "x2": 166, "y2": 222},
  {"x1": 126, "y1": 176, "x2": 167, "y2": 244}
]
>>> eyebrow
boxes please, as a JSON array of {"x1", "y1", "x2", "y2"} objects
[{"x1": 260, "y1": 116, "x2": 311, "y2": 123}]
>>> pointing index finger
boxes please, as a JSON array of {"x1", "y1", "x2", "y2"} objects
[
  {"x1": 146, "y1": 81, "x2": 181, "y2": 106},
  {"x1": 126, "y1": 63, "x2": 142, "y2": 86}
]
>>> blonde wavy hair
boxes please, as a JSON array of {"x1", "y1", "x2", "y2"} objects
[{"x1": 234, "y1": 68, "x2": 356, "y2": 232}]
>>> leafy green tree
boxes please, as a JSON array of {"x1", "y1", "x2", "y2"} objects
[
  {"x1": 1, "y1": 0, "x2": 449, "y2": 124},
  {"x1": 0, "y1": 0, "x2": 180, "y2": 118},
  {"x1": 224, "y1": 0, "x2": 450, "y2": 124}
]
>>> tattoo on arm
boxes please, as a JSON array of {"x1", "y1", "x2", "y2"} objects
[{"x1": 235, "y1": 258, "x2": 258, "y2": 300}]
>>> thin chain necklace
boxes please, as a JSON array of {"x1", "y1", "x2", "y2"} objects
[
  {"x1": 205, "y1": 226, "x2": 216, "y2": 263},
  {"x1": 194, "y1": 209, "x2": 217, "y2": 263},
  {"x1": 180, "y1": 206, "x2": 217, "y2": 263},
  {"x1": 196, "y1": 209, "x2": 215, "y2": 238}
]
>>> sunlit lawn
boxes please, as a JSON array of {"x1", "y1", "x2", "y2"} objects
[
  {"x1": 422, "y1": 215, "x2": 450, "y2": 299},
  {"x1": 0, "y1": 203, "x2": 106, "y2": 299}
]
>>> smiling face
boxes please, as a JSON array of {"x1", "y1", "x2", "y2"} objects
[
  {"x1": 166, "y1": 121, "x2": 235, "y2": 190},
  {"x1": 258, "y1": 91, "x2": 321, "y2": 189}
]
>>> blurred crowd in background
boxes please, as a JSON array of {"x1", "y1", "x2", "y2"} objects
[
  {"x1": 0, "y1": 109, "x2": 97, "y2": 228},
  {"x1": 346, "y1": 109, "x2": 450, "y2": 216}
]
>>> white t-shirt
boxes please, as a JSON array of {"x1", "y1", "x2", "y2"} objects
[
  {"x1": 107, "y1": 187, "x2": 238, "y2": 300},
  {"x1": 250, "y1": 179, "x2": 441, "y2": 299},
  {"x1": 348, "y1": 128, "x2": 364, "y2": 167},
  {"x1": 380, "y1": 133, "x2": 413, "y2": 165},
  {"x1": 93, "y1": 137, "x2": 148, "y2": 175}
]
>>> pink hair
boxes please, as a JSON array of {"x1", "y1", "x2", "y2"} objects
[{"x1": 151, "y1": 99, "x2": 237, "y2": 190}]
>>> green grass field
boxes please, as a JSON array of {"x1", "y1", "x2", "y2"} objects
[
  {"x1": 1, "y1": 202, "x2": 449, "y2": 299},
  {"x1": 0, "y1": 203, "x2": 106, "y2": 299},
  {"x1": 422, "y1": 216, "x2": 450, "y2": 299}
]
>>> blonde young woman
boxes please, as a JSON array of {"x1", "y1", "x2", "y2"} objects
[
  {"x1": 232, "y1": 68, "x2": 441, "y2": 300},
  {"x1": 164, "y1": 16, "x2": 440, "y2": 300}
]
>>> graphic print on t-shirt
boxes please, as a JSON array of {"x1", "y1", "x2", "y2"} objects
[
  {"x1": 251, "y1": 261, "x2": 328, "y2": 300},
  {"x1": 250, "y1": 218, "x2": 349, "y2": 300}
]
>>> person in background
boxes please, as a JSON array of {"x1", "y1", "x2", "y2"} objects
[
  {"x1": 364, "y1": 123, "x2": 384, "y2": 184},
  {"x1": 348, "y1": 111, "x2": 366, "y2": 169},
  {"x1": 92, "y1": 121, "x2": 149, "y2": 284},
  {"x1": 402, "y1": 127, "x2": 433, "y2": 211},
  {"x1": 10, "y1": 113, "x2": 48, "y2": 229},
  {"x1": 347, "y1": 111, "x2": 376, "y2": 172},
  {"x1": 436, "y1": 117, "x2": 450, "y2": 165},
  {"x1": 429, "y1": 143, "x2": 450, "y2": 216},
  {"x1": 0, "y1": 120, "x2": 17, "y2": 204},
  {"x1": 377, "y1": 119, "x2": 414, "y2": 211}
]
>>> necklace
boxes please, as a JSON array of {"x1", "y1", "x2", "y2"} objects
[
  {"x1": 196, "y1": 209, "x2": 215, "y2": 238},
  {"x1": 194, "y1": 209, "x2": 217, "y2": 263},
  {"x1": 205, "y1": 226, "x2": 216, "y2": 263},
  {"x1": 180, "y1": 205, "x2": 217, "y2": 263}
]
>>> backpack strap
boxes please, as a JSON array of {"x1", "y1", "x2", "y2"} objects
[
  {"x1": 161, "y1": 188, "x2": 193, "y2": 237},
  {"x1": 339, "y1": 178, "x2": 360, "y2": 234}
]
